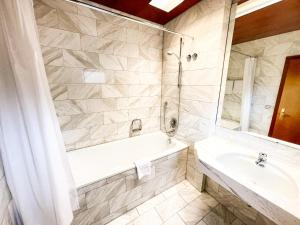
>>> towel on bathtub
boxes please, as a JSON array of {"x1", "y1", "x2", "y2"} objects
[{"x1": 134, "y1": 159, "x2": 152, "y2": 180}]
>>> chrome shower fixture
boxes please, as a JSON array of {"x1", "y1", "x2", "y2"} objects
[{"x1": 167, "y1": 51, "x2": 181, "y2": 61}]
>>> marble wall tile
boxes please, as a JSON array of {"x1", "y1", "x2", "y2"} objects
[
  {"x1": 162, "y1": 0, "x2": 231, "y2": 144},
  {"x1": 38, "y1": 0, "x2": 77, "y2": 14},
  {"x1": 67, "y1": 84, "x2": 101, "y2": 99},
  {"x1": 62, "y1": 128, "x2": 90, "y2": 145},
  {"x1": 34, "y1": 0, "x2": 58, "y2": 28},
  {"x1": 90, "y1": 124, "x2": 118, "y2": 140},
  {"x1": 104, "y1": 110, "x2": 129, "y2": 124},
  {"x1": 181, "y1": 68, "x2": 219, "y2": 86},
  {"x1": 61, "y1": 113, "x2": 103, "y2": 130},
  {"x1": 109, "y1": 187, "x2": 142, "y2": 213},
  {"x1": 49, "y1": 83, "x2": 68, "y2": 100},
  {"x1": 86, "y1": 98, "x2": 117, "y2": 113},
  {"x1": 58, "y1": 11, "x2": 97, "y2": 36},
  {"x1": 99, "y1": 54, "x2": 127, "y2": 70},
  {"x1": 113, "y1": 71, "x2": 140, "y2": 85},
  {"x1": 126, "y1": 29, "x2": 163, "y2": 49},
  {"x1": 139, "y1": 72, "x2": 161, "y2": 85},
  {"x1": 86, "y1": 179, "x2": 126, "y2": 208},
  {"x1": 46, "y1": 66, "x2": 84, "y2": 84},
  {"x1": 54, "y1": 100, "x2": 86, "y2": 116},
  {"x1": 97, "y1": 21, "x2": 126, "y2": 41},
  {"x1": 102, "y1": 85, "x2": 129, "y2": 98},
  {"x1": 204, "y1": 177, "x2": 279, "y2": 225},
  {"x1": 71, "y1": 210, "x2": 93, "y2": 225},
  {"x1": 87, "y1": 202, "x2": 110, "y2": 224},
  {"x1": 38, "y1": 26, "x2": 80, "y2": 50},
  {"x1": 127, "y1": 58, "x2": 161, "y2": 73},
  {"x1": 77, "y1": 6, "x2": 112, "y2": 21},
  {"x1": 41, "y1": 46, "x2": 63, "y2": 66},
  {"x1": 181, "y1": 86, "x2": 219, "y2": 102},
  {"x1": 63, "y1": 50, "x2": 101, "y2": 69},
  {"x1": 114, "y1": 43, "x2": 139, "y2": 58},
  {"x1": 35, "y1": 0, "x2": 164, "y2": 149},
  {"x1": 139, "y1": 47, "x2": 162, "y2": 62},
  {"x1": 81, "y1": 35, "x2": 117, "y2": 54}
]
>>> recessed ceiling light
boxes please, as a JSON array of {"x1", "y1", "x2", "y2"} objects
[
  {"x1": 236, "y1": 0, "x2": 282, "y2": 18},
  {"x1": 149, "y1": 0, "x2": 184, "y2": 12}
]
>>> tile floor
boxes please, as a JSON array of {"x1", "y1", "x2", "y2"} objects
[{"x1": 107, "y1": 180, "x2": 245, "y2": 225}]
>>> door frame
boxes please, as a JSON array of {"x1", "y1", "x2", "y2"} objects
[{"x1": 268, "y1": 55, "x2": 300, "y2": 137}]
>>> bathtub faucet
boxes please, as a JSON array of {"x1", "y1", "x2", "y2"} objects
[
  {"x1": 130, "y1": 119, "x2": 142, "y2": 137},
  {"x1": 255, "y1": 152, "x2": 267, "y2": 167}
]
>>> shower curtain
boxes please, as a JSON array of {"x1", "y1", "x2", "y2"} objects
[{"x1": 0, "y1": 0, "x2": 78, "y2": 225}]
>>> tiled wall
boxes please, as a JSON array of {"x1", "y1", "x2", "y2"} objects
[
  {"x1": 0, "y1": 157, "x2": 15, "y2": 225},
  {"x1": 161, "y1": 0, "x2": 233, "y2": 190},
  {"x1": 162, "y1": 0, "x2": 232, "y2": 142},
  {"x1": 205, "y1": 177, "x2": 278, "y2": 225},
  {"x1": 228, "y1": 29, "x2": 300, "y2": 134},
  {"x1": 72, "y1": 149, "x2": 187, "y2": 225},
  {"x1": 34, "y1": 0, "x2": 163, "y2": 151}
]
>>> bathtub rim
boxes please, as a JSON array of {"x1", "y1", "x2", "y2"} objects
[{"x1": 68, "y1": 132, "x2": 189, "y2": 189}]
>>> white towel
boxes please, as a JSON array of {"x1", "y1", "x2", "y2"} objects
[{"x1": 134, "y1": 159, "x2": 152, "y2": 180}]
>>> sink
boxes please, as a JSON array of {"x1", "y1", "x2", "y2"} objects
[{"x1": 216, "y1": 153, "x2": 299, "y2": 199}]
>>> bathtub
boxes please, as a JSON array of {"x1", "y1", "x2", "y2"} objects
[
  {"x1": 69, "y1": 131, "x2": 188, "y2": 225},
  {"x1": 68, "y1": 131, "x2": 188, "y2": 188}
]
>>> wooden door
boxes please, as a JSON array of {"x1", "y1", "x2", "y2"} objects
[{"x1": 269, "y1": 56, "x2": 300, "y2": 144}]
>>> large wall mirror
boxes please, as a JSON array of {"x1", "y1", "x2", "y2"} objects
[{"x1": 219, "y1": 0, "x2": 300, "y2": 145}]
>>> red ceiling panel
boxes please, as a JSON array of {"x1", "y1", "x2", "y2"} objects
[{"x1": 88, "y1": 0, "x2": 201, "y2": 25}]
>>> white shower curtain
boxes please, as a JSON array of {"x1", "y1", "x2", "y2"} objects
[{"x1": 0, "y1": 0, "x2": 78, "y2": 225}]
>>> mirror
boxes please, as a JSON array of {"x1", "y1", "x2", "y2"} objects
[{"x1": 219, "y1": 0, "x2": 300, "y2": 145}]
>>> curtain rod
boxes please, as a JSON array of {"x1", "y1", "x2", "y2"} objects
[
  {"x1": 231, "y1": 49, "x2": 254, "y2": 57},
  {"x1": 65, "y1": 0, "x2": 194, "y2": 40}
]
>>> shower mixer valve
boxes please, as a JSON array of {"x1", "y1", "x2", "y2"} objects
[{"x1": 170, "y1": 118, "x2": 177, "y2": 129}]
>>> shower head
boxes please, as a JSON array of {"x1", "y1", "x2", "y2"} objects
[{"x1": 167, "y1": 51, "x2": 180, "y2": 61}]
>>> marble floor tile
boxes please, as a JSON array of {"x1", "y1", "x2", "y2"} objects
[
  {"x1": 178, "y1": 183, "x2": 201, "y2": 203},
  {"x1": 106, "y1": 209, "x2": 139, "y2": 225},
  {"x1": 178, "y1": 198, "x2": 211, "y2": 225},
  {"x1": 155, "y1": 193, "x2": 187, "y2": 221},
  {"x1": 107, "y1": 180, "x2": 247, "y2": 225},
  {"x1": 128, "y1": 209, "x2": 162, "y2": 225},
  {"x1": 162, "y1": 181, "x2": 188, "y2": 198},
  {"x1": 136, "y1": 194, "x2": 165, "y2": 215},
  {"x1": 163, "y1": 214, "x2": 185, "y2": 225}
]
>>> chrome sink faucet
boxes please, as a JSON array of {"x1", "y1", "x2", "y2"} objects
[
  {"x1": 255, "y1": 152, "x2": 267, "y2": 167},
  {"x1": 130, "y1": 119, "x2": 142, "y2": 137}
]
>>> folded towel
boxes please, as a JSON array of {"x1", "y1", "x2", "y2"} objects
[{"x1": 134, "y1": 159, "x2": 152, "y2": 180}]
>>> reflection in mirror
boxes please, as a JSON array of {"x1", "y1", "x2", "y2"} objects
[{"x1": 220, "y1": 0, "x2": 300, "y2": 145}]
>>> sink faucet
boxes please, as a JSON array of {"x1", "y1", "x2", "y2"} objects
[
  {"x1": 255, "y1": 152, "x2": 267, "y2": 167},
  {"x1": 130, "y1": 119, "x2": 142, "y2": 137}
]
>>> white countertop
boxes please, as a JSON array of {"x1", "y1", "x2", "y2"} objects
[{"x1": 195, "y1": 135, "x2": 300, "y2": 225}]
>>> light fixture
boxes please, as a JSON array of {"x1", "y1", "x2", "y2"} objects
[
  {"x1": 149, "y1": 0, "x2": 184, "y2": 12},
  {"x1": 235, "y1": 0, "x2": 282, "y2": 18}
]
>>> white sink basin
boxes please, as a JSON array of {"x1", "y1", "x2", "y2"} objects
[
  {"x1": 216, "y1": 153, "x2": 298, "y2": 199},
  {"x1": 195, "y1": 136, "x2": 300, "y2": 225}
]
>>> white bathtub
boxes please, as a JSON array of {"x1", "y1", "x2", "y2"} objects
[{"x1": 68, "y1": 132, "x2": 188, "y2": 188}]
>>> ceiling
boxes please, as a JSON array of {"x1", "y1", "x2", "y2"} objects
[
  {"x1": 88, "y1": 0, "x2": 201, "y2": 25},
  {"x1": 233, "y1": 0, "x2": 300, "y2": 44}
]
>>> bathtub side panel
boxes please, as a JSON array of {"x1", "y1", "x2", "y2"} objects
[{"x1": 71, "y1": 148, "x2": 188, "y2": 225}]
